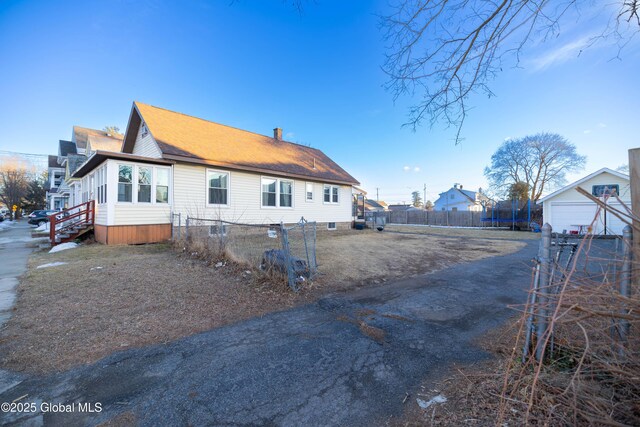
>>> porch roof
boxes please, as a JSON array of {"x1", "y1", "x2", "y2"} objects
[{"x1": 72, "y1": 150, "x2": 174, "y2": 178}]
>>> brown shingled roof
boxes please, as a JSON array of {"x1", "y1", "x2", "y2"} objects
[
  {"x1": 123, "y1": 102, "x2": 359, "y2": 185},
  {"x1": 73, "y1": 126, "x2": 123, "y2": 150},
  {"x1": 87, "y1": 134, "x2": 123, "y2": 153}
]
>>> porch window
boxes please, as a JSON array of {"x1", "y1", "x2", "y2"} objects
[
  {"x1": 156, "y1": 168, "x2": 169, "y2": 203},
  {"x1": 118, "y1": 165, "x2": 133, "y2": 202},
  {"x1": 207, "y1": 170, "x2": 229, "y2": 205},
  {"x1": 138, "y1": 167, "x2": 152, "y2": 203}
]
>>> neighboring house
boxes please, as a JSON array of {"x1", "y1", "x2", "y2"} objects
[
  {"x1": 538, "y1": 168, "x2": 630, "y2": 236},
  {"x1": 65, "y1": 128, "x2": 123, "y2": 207},
  {"x1": 433, "y1": 184, "x2": 487, "y2": 212},
  {"x1": 70, "y1": 101, "x2": 360, "y2": 244},
  {"x1": 387, "y1": 204, "x2": 411, "y2": 211},
  {"x1": 46, "y1": 154, "x2": 66, "y2": 210},
  {"x1": 364, "y1": 199, "x2": 387, "y2": 212}
]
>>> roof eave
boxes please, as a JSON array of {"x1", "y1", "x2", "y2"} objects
[{"x1": 162, "y1": 153, "x2": 359, "y2": 186}]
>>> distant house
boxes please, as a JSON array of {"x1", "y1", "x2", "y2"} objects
[
  {"x1": 65, "y1": 102, "x2": 359, "y2": 244},
  {"x1": 364, "y1": 199, "x2": 387, "y2": 212},
  {"x1": 538, "y1": 168, "x2": 630, "y2": 235},
  {"x1": 387, "y1": 204, "x2": 412, "y2": 212},
  {"x1": 433, "y1": 184, "x2": 487, "y2": 212},
  {"x1": 46, "y1": 155, "x2": 64, "y2": 210}
]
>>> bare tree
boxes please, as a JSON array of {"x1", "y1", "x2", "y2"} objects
[
  {"x1": 0, "y1": 157, "x2": 32, "y2": 215},
  {"x1": 103, "y1": 126, "x2": 122, "y2": 136},
  {"x1": 382, "y1": 1, "x2": 639, "y2": 142},
  {"x1": 484, "y1": 133, "x2": 585, "y2": 201}
]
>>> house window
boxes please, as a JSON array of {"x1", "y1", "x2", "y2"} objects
[
  {"x1": 592, "y1": 184, "x2": 619, "y2": 197},
  {"x1": 262, "y1": 178, "x2": 277, "y2": 207},
  {"x1": 209, "y1": 224, "x2": 227, "y2": 237},
  {"x1": 306, "y1": 182, "x2": 314, "y2": 201},
  {"x1": 262, "y1": 177, "x2": 293, "y2": 208},
  {"x1": 327, "y1": 222, "x2": 337, "y2": 230},
  {"x1": 141, "y1": 123, "x2": 148, "y2": 138},
  {"x1": 207, "y1": 170, "x2": 229, "y2": 205},
  {"x1": 324, "y1": 185, "x2": 339, "y2": 204},
  {"x1": 280, "y1": 180, "x2": 293, "y2": 207},
  {"x1": 450, "y1": 193, "x2": 454, "y2": 199},
  {"x1": 138, "y1": 167, "x2": 152, "y2": 203},
  {"x1": 118, "y1": 165, "x2": 133, "y2": 202},
  {"x1": 156, "y1": 168, "x2": 169, "y2": 203}
]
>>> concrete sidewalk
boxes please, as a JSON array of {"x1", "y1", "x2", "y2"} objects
[{"x1": 0, "y1": 220, "x2": 38, "y2": 327}]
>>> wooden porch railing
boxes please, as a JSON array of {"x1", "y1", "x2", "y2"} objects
[{"x1": 49, "y1": 200, "x2": 95, "y2": 246}]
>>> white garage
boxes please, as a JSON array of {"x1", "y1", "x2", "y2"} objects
[{"x1": 538, "y1": 168, "x2": 630, "y2": 236}]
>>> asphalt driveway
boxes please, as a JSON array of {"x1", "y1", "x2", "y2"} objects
[{"x1": 0, "y1": 239, "x2": 537, "y2": 426}]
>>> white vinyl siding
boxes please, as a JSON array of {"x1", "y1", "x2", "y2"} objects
[
  {"x1": 541, "y1": 171, "x2": 631, "y2": 236},
  {"x1": 172, "y1": 163, "x2": 351, "y2": 224},
  {"x1": 132, "y1": 121, "x2": 162, "y2": 158}
]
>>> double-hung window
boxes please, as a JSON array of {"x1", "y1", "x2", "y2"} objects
[
  {"x1": 323, "y1": 184, "x2": 339, "y2": 204},
  {"x1": 305, "y1": 182, "x2": 314, "y2": 202},
  {"x1": 118, "y1": 165, "x2": 133, "y2": 202},
  {"x1": 156, "y1": 168, "x2": 169, "y2": 203},
  {"x1": 207, "y1": 170, "x2": 229, "y2": 205},
  {"x1": 262, "y1": 177, "x2": 293, "y2": 208},
  {"x1": 138, "y1": 167, "x2": 152, "y2": 203}
]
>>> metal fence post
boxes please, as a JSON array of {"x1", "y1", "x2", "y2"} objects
[
  {"x1": 185, "y1": 216, "x2": 190, "y2": 241},
  {"x1": 620, "y1": 225, "x2": 632, "y2": 349},
  {"x1": 535, "y1": 223, "x2": 552, "y2": 361},
  {"x1": 178, "y1": 213, "x2": 182, "y2": 240}
]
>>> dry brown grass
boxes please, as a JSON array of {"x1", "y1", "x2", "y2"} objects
[
  {"x1": 0, "y1": 228, "x2": 527, "y2": 374},
  {"x1": 385, "y1": 224, "x2": 541, "y2": 240},
  {"x1": 0, "y1": 242, "x2": 300, "y2": 374},
  {"x1": 314, "y1": 229, "x2": 526, "y2": 289}
]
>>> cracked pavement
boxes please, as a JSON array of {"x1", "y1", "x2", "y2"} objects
[{"x1": 0, "y1": 240, "x2": 537, "y2": 426}]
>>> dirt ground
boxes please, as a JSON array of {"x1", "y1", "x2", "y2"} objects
[
  {"x1": 0, "y1": 229, "x2": 526, "y2": 373},
  {"x1": 314, "y1": 229, "x2": 527, "y2": 289}
]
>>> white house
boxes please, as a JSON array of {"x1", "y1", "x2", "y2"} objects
[
  {"x1": 538, "y1": 168, "x2": 630, "y2": 236},
  {"x1": 68, "y1": 102, "x2": 360, "y2": 244},
  {"x1": 433, "y1": 184, "x2": 487, "y2": 212}
]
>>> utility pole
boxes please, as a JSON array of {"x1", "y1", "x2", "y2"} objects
[
  {"x1": 376, "y1": 187, "x2": 379, "y2": 202},
  {"x1": 423, "y1": 183, "x2": 426, "y2": 209}
]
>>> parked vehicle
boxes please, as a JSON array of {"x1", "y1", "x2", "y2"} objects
[{"x1": 27, "y1": 210, "x2": 58, "y2": 226}]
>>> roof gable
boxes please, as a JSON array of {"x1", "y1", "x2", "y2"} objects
[
  {"x1": 122, "y1": 102, "x2": 359, "y2": 185},
  {"x1": 537, "y1": 168, "x2": 630, "y2": 203},
  {"x1": 58, "y1": 140, "x2": 76, "y2": 157}
]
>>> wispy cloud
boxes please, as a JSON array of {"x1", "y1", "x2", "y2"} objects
[
  {"x1": 598, "y1": 122, "x2": 607, "y2": 128},
  {"x1": 583, "y1": 129, "x2": 592, "y2": 134},
  {"x1": 403, "y1": 165, "x2": 421, "y2": 173},
  {"x1": 528, "y1": 36, "x2": 590, "y2": 72},
  {"x1": 403, "y1": 166, "x2": 410, "y2": 171},
  {"x1": 414, "y1": 167, "x2": 420, "y2": 172},
  {"x1": 285, "y1": 132, "x2": 295, "y2": 139}
]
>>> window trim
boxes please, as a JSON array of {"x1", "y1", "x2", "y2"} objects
[
  {"x1": 155, "y1": 166, "x2": 170, "y2": 204},
  {"x1": 206, "y1": 168, "x2": 230, "y2": 207},
  {"x1": 305, "y1": 182, "x2": 314, "y2": 202},
  {"x1": 137, "y1": 166, "x2": 153, "y2": 204},
  {"x1": 117, "y1": 164, "x2": 134, "y2": 203},
  {"x1": 114, "y1": 163, "x2": 172, "y2": 205},
  {"x1": 323, "y1": 184, "x2": 340, "y2": 205},
  {"x1": 327, "y1": 222, "x2": 337, "y2": 230},
  {"x1": 261, "y1": 176, "x2": 295, "y2": 209}
]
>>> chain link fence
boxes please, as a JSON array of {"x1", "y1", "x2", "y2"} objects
[{"x1": 174, "y1": 215, "x2": 316, "y2": 291}]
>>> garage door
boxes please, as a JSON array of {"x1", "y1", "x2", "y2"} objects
[{"x1": 550, "y1": 202, "x2": 627, "y2": 235}]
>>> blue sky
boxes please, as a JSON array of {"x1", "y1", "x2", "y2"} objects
[{"x1": 0, "y1": 0, "x2": 637, "y2": 203}]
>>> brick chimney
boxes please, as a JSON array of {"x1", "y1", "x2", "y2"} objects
[{"x1": 273, "y1": 128, "x2": 283, "y2": 141}]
